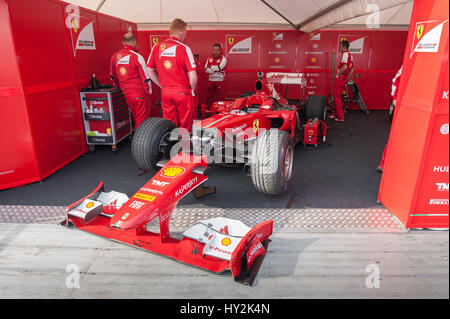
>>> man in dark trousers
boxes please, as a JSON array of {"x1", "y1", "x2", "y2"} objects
[
  {"x1": 205, "y1": 43, "x2": 227, "y2": 107},
  {"x1": 110, "y1": 33, "x2": 154, "y2": 128}
]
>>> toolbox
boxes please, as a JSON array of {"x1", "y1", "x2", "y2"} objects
[{"x1": 80, "y1": 87, "x2": 133, "y2": 152}]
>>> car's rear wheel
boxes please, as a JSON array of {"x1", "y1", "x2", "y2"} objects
[
  {"x1": 250, "y1": 130, "x2": 294, "y2": 195},
  {"x1": 131, "y1": 117, "x2": 176, "y2": 170},
  {"x1": 305, "y1": 95, "x2": 326, "y2": 121}
]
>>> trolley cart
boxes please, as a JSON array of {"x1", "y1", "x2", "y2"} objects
[{"x1": 80, "y1": 87, "x2": 133, "y2": 152}]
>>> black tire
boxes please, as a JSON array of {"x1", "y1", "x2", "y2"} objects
[
  {"x1": 131, "y1": 117, "x2": 176, "y2": 170},
  {"x1": 238, "y1": 91, "x2": 256, "y2": 98},
  {"x1": 305, "y1": 95, "x2": 326, "y2": 121},
  {"x1": 250, "y1": 130, "x2": 294, "y2": 195}
]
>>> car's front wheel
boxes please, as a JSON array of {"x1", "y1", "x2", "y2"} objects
[
  {"x1": 250, "y1": 130, "x2": 294, "y2": 195},
  {"x1": 131, "y1": 117, "x2": 176, "y2": 170}
]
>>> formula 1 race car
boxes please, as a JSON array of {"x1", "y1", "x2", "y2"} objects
[
  {"x1": 132, "y1": 72, "x2": 327, "y2": 196},
  {"x1": 63, "y1": 73, "x2": 325, "y2": 285}
]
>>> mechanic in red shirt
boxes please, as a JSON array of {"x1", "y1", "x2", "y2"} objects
[
  {"x1": 329, "y1": 39, "x2": 353, "y2": 122},
  {"x1": 146, "y1": 18, "x2": 198, "y2": 132},
  {"x1": 205, "y1": 43, "x2": 227, "y2": 107},
  {"x1": 377, "y1": 66, "x2": 402, "y2": 172},
  {"x1": 110, "y1": 33, "x2": 154, "y2": 129}
]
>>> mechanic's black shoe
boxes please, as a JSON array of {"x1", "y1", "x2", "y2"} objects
[{"x1": 377, "y1": 165, "x2": 383, "y2": 172}]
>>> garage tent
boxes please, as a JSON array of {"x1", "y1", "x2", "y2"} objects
[{"x1": 65, "y1": 0, "x2": 413, "y2": 31}]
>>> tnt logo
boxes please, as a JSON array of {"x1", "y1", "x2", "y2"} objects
[
  {"x1": 152, "y1": 180, "x2": 169, "y2": 187},
  {"x1": 436, "y1": 183, "x2": 449, "y2": 191},
  {"x1": 129, "y1": 200, "x2": 145, "y2": 209}
]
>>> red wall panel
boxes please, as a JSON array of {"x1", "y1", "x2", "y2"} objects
[
  {"x1": 138, "y1": 28, "x2": 407, "y2": 109},
  {"x1": 0, "y1": 0, "x2": 137, "y2": 190}
]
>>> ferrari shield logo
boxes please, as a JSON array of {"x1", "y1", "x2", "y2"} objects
[
  {"x1": 152, "y1": 37, "x2": 159, "y2": 46},
  {"x1": 161, "y1": 44, "x2": 166, "y2": 51},
  {"x1": 253, "y1": 119, "x2": 259, "y2": 133},
  {"x1": 71, "y1": 18, "x2": 79, "y2": 33},
  {"x1": 228, "y1": 37, "x2": 234, "y2": 45},
  {"x1": 417, "y1": 25, "x2": 424, "y2": 39}
]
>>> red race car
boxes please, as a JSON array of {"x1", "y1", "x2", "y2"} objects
[
  {"x1": 132, "y1": 72, "x2": 327, "y2": 196},
  {"x1": 63, "y1": 73, "x2": 326, "y2": 285}
]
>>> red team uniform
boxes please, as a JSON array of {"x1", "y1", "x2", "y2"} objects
[
  {"x1": 332, "y1": 49, "x2": 354, "y2": 121},
  {"x1": 147, "y1": 36, "x2": 197, "y2": 131},
  {"x1": 204, "y1": 54, "x2": 227, "y2": 106},
  {"x1": 110, "y1": 45, "x2": 155, "y2": 128}
]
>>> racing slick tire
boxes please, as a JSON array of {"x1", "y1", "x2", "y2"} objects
[
  {"x1": 250, "y1": 129, "x2": 294, "y2": 195},
  {"x1": 131, "y1": 117, "x2": 176, "y2": 170},
  {"x1": 305, "y1": 95, "x2": 326, "y2": 121}
]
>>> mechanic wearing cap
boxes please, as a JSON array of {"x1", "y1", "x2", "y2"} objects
[
  {"x1": 146, "y1": 18, "x2": 197, "y2": 131},
  {"x1": 377, "y1": 66, "x2": 402, "y2": 172},
  {"x1": 205, "y1": 43, "x2": 227, "y2": 107},
  {"x1": 110, "y1": 33, "x2": 154, "y2": 129},
  {"x1": 329, "y1": 39, "x2": 353, "y2": 122}
]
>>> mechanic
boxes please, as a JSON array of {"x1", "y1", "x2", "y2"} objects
[
  {"x1": 146, "y1": 18, "x2": 198, "y2": 131},
  {"x1": 377, "y1": 66, "x2": 402, "y2": 172},
  {"x1": 205, "y1": 43, "x2": 227, "y2": 107},
  {"x1": 110, "y1": 32, "x2": 154, "y2": 129},
  {"x1": 193, "y1": 54, "x2": 201, "y2": 117},
  {"x1": 329, "y1": 39, "x2": 353, "y2": 122}
]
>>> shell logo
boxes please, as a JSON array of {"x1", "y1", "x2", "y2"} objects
[
  {"x1": 274, "y1": 57, "x2": 280, "y2": 63},
  {"x1": 120, "y1": 67, "x2": 127, "y2": 75},
  {"x1": 161, "y1": 166, "x2": 185, "y2": 178},
  {"x1": 311, "y1": 57, "x2": 317, "y2": 63},
  {"x1": 221, "y1": 238, "x2": 231, "y2": 246},
  {"x1": 164, "y1": 60, "x2": 172, "y2": 70},
  {"x1": 86, "y1": 202, "x2": 94, "y2": 208}
]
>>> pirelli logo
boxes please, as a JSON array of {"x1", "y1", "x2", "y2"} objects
[{"x1": 133, "y1": 193, "x2": 156, "y2": 202}]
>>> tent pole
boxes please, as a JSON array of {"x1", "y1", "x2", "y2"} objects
[
  {"x1": 260, "y1": 0, "x2": 298, "y2": 30},
  {"x1": 296, "y1": 0, "x2": 352, "y2": 30},
  {"x1": 96, "y1": 0, "x2": 106, "y2": 12}
]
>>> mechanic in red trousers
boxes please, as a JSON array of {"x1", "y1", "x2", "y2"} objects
[
  {"x1": 377, "y1": 66, "x2": 403, "y2": 172},
  {"x1": 329, "y1": 40, "x2": 354, "y2": 122},
  {"x1": 146, "y1": 18, "x2": 198, "y2": 132},
  {"x1": 205, "y1": 43, "x2": 227, "y2": 107},
  {"x1": 110, "y1": 33, "x2": 155, "y2": 129}
]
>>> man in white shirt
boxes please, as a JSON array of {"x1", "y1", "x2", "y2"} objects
[{"x1": 205, "y1": 43, "x2": 227, "y2": 107}]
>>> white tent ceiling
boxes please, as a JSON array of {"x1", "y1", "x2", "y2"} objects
[{"x1": 65, "y1": 0, "x2": 413, "y2": 32}]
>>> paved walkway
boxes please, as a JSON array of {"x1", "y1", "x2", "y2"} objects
[{"x1": 0, "y1": 222, "x2": 447, "y2": 299}]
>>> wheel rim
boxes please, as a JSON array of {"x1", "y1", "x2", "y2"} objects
[
  {"x1": 284, "y1": 145, "x2": 294, "y2": 181},
  {"x1": 158, "y1": 131, "x2": 172, "y2": 158}
]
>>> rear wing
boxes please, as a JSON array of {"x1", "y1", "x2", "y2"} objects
[{"x1": 266, "y1": 72, "x2": 307, "y2": 86}]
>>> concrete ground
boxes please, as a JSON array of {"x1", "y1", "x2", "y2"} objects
[{"x1": 0, "y1": 223, "x2": 448, "y2": 299}]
